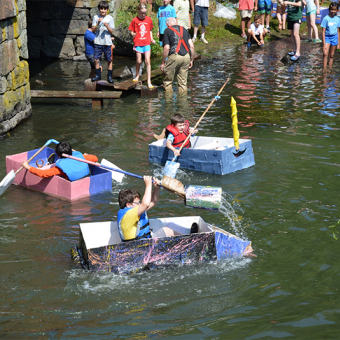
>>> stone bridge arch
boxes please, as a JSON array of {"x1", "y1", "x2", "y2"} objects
[{"x1": 0, "y1": 0, "x2": 123, "y2": 135}]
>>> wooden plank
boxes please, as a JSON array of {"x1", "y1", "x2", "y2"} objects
[{"x1": 31, "y1": 90, "x2": 122, "y2": 99}]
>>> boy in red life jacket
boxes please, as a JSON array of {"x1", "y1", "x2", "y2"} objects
[
  {"x1": 22, "y1": 142, "x2": 97, "y2": 182},
  {"x1": 165, "y1": 114, "x2": 198, "y2": 157}
]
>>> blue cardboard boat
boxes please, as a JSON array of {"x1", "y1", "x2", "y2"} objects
[
  {"x1": 149, "y1": 136, "x2": 255, "y2": 175},
  {"x1": 71, "y1": 216, "x2": 253, "y2": 274}
]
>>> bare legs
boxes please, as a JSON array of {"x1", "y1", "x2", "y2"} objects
[
  {"x1": 241, "y1": 17, "x2": 251, "y2": 36},
  {"x1": 307, "y1": 13, "x2": 319, "y2": 40},
  {"x1": 134, "y1": 51, "x2": 153, "y2": 88},
  {"x1": 323, "y1": 43, "x2": 336, "y2": 70},
  {"x1": 290, "y1": 23, "x2": 301, "y2": 56}
]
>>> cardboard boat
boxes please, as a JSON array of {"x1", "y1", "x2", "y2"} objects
[
  {"x1": 5, "y1": 147, "x2": 112, "y2": 200},
  {"x1": 71, "y1": 216, "x2": 253, "y2": 274},
  {"x1": 148, "y1": 136, "x2": 255, "y2": 175}
]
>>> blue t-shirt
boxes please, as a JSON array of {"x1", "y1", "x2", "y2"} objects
[
  {"x1": 321, "y1": 15, "x2": 340, "y2": 36},
  {"x1": 157, "y1": 5, "x2": 177, "y2": 34},
  {"x1": 84, "y1": 29, "x2": 96, "y2": 55}
]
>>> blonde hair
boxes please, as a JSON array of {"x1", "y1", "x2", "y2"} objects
[{"x1": 138, "y1": 3, "x2": 148, "y2": 10}]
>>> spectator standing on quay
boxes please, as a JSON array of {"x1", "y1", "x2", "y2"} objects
[
  {"x1": 283, "y1": 0, "x2": 302, "y2": 61},
  {"x1": 239, "y1": 0, "x2": 256, "y2": 38},
  {"x1": 258, "y1": 0, "x2": 272, "y2": 33},
  {"x1": 84, "y1": 19, "x2": 102, "y2": 79},
  {"x1": 276, "y1": 1, "x2": 287, "y2": 30},
  {"x1": 91, "y1": 1, "x2": 115, "y2": 83},
  {"x1": 129, "y1": 3, "x2": 156, "y2": 89},
  {"x1": 173, "y1": 0, "x2": 191, "y2": 30},
  {"x1": 160, "y1": 17, "x2": 195, "y2": 94},
  {"x1": 303, "y1": 0, "x2": 321, "y2": 42},
  {"x1": 191, "y1": 0, "x2": 210, "y2": 44},
  {"x1": 157, "y1": 0, "x2": 177, "y2": 46}
]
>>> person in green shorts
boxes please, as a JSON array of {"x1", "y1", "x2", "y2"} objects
[{"x1": 282, "y1": 0, "x2": 302, "y2": 61}]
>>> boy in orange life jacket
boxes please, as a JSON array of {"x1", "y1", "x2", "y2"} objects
[
  {"x1": 165, "y1": 114, "x2": 198, "y2": 157},
  {"x1": 22, "y1": 142, "x2": 98, "y2": 182}
]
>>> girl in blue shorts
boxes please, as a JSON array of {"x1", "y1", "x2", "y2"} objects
[{"x1": 321, "y1": 2, "x2": 340, "y2": 70}]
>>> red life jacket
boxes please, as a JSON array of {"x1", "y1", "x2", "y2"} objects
[
  {"x1": 166, "y1": 120, "x2": 191, "y2": 148},
  {"x1": 168, "y1": 26, "x2": 189, "y2": 54}
]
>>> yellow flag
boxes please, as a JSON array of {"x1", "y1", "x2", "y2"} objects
[{"x1": 230, "y1": 96, "x2": 239, "y2": 151}]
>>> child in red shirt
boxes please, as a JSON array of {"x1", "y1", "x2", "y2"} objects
[{"x1": 129, "y1": 3, "x2": 155, "y2": 89}]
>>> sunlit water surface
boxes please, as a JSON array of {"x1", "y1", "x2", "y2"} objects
[{"x1": 0, "y1": 38, "x2": 340, "y2": 338}]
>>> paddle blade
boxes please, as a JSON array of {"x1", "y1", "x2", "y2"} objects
[
  {"x1": 163, "y1": 160, "x2": 180, "y2": 178},
  {"x1": 101, "y1": 159, "x2": 124, "y2": 183},
  {"x1": 161, "y1": 175, "x2": 186, "y2": 199},
  {"x1": 0, "y1": 170, "x2": 16, "y2": 196},
  {"x1": 185, "y1": 185, "x2": 222, "y2": 210}
]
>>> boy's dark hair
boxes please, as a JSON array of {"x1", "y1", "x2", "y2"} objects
[
  {"x1": 88, "y1": 19, "x2": 93, "y2": 28},
  {"x1": 55, "y1": 142, "x2": 72, "y2": 158},
  {"x1": 98, "y1": 1, "x2": 109, "y2": 10},
  {"x1": 118, "y1": 189, "x2": 141, "y2": 209},
  {"x1": 329, "y1": 1, "x2": 339, "y2": 10},
  {"x1": 170, "y1": 114, "x2": 185, "y2": 125},
  {"x1": 254, "y1": 14, "x2": 261, "y2": 22}
]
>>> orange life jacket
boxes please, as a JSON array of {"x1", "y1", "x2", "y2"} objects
[
  {"x1": 168, "y1": 26, "x2": 189, "y2": 54},
  {"x1": 166, "y1": 120, "x2": 191, "y2": 148}
]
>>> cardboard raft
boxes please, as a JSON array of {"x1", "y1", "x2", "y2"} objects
[
  {"x1": 72, "y1": 216, "x2": 252, "y2": 274},
  {"x1": 6, "y1": 147, "x2": 112, "y2": 200},
  {"x1": 149, "y1": 136, "x2": 255, "y2": 175}
]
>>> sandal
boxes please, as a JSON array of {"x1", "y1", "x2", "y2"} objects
[
  {"x1": 148, "y1": 85, "x2": 154, "y2": 89},
  {"x1": 290, "y1": 55, "x2": 300, "y2": 61},
  {"x1": 241, "y1": 33, "x2": 247, "y2": 39},
  {"x1": 133, "y1": 77, "x2": 139, "y2": 82},
  {"x1": 287, "y1": 51, "x2": 295, "y2": 56}
]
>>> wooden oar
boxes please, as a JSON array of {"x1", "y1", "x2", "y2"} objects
[
  {"x1": 62, "y1": 154, "x2": 222, "y2": 210},
  {"x1": 0, "y1": 139, "x2": 60, "y2": 196},
  {"x1": 163, "y1": 78, "x2": 230, "y2": 178}
]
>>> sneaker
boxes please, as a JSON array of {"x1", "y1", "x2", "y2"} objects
[
  {"x1": 247, "y1": 42, "x2": 251, "y2": 48},
  {"x1": 200, "y1": 37, "x2": 208, "y2": 44},
  {"x1": 192, "y1": 37, "x2": 197, "y2": 43},
  {"x1": 313, "y1": 38, "x2": 322, "y2": 43}
]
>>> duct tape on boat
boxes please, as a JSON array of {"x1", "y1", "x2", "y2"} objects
[{"x1": 185, "y1": 185, "x2": 222, "y2": 210}]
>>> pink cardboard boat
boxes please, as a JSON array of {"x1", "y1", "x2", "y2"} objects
[{"x1": 6, "y1": 147, "x2": 112, "y2": 200}]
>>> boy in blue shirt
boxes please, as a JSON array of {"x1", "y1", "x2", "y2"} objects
[
  {"x1": 157, "y1": 0, "x2": 177, "y2": 46},
  {"x1": 84, "y1": 19, "x2": 102, "y2": 79}
]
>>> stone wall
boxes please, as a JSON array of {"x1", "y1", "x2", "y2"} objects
[
  {"x1": 26, "y1": 0, "x2": 124, "y2": 60},
  {"x1": 0, "y1": 0, "x2": 31, "y2": 134}
]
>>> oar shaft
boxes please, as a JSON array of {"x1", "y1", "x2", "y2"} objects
[
  {"x1": 15, "y1": 145, "x2": 47, "y2": 175},
  {"x1": 171, "y1": 78, "x2": 230, "y2": 161},
  {"x1": 62, "y1": 154, "x2": 144, "y2": 180}
]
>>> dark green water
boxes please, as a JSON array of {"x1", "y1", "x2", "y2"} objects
[{"x1": 1, "y1": 38, "x2": 340, "y2": 338}]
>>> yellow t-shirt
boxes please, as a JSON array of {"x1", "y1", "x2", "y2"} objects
[{"x1": 120, "y1": 206, "x2": 140, "y2": 240}]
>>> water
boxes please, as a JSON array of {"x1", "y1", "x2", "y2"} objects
[{"x1": 1, "y1": 38, "x2": 340, "y2": 338}]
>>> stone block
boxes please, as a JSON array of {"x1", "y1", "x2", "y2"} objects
[
  {"x1": 10, "y1": 60, "x2": 29, "y2": 90},
  {"x1": 17, "y1": 0, "x2": 26, "y2": 12},
  {"x1": 50, "y1": 20, "x2": 87, "y2": 35},
  {"x1": 0, "y1": 102, "x2": 32, "y2": 135},
  {"x1": 112, "y1": 66, "x2": 132, "y2": 79},
  {"x1": 43, "y1": 36, "x2": 76, "y2": 59},
  {"x1": 17, "y1": 11, "x2": 27, "y2": 36},
  {"x1": 75, "y1": 35, "x2": 85, "y2": 55},
  {"x1": 0, "y1": 77, "x2": 6, "y2": 94},
  {"x1": 0, "y1": 39, "x2": 19, "y2": 76},
  {"x1": 19, "y1": 29, "x2": 28, "y2": 59},
  {"x1": 6, "y1": 72, "x2": 12, "y2": 91},
  {"x1": 0, "y1": 0, "x2": 17, "y2": 21},
  {"x1": 27, "y1": 21, "x2": 49, "y2": 37},
  {"x1": 67, "y1": 7, "x2": 90, "y2": 20},
  {"x1": 1, "y1": 19, "x2": 15, "y2": 41},
  {"x1": 27, "y1": 36, "x2": 42, "y2": 59},
  {"x1": 73, "y1": 54, "x2": 87, "y2": 61},
  {"x1": 66, "y1": 0, "x2": 101, "y2": 8},
  {"x1": 38, "y1": 1, "x2": 69, "y2": 20}
]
